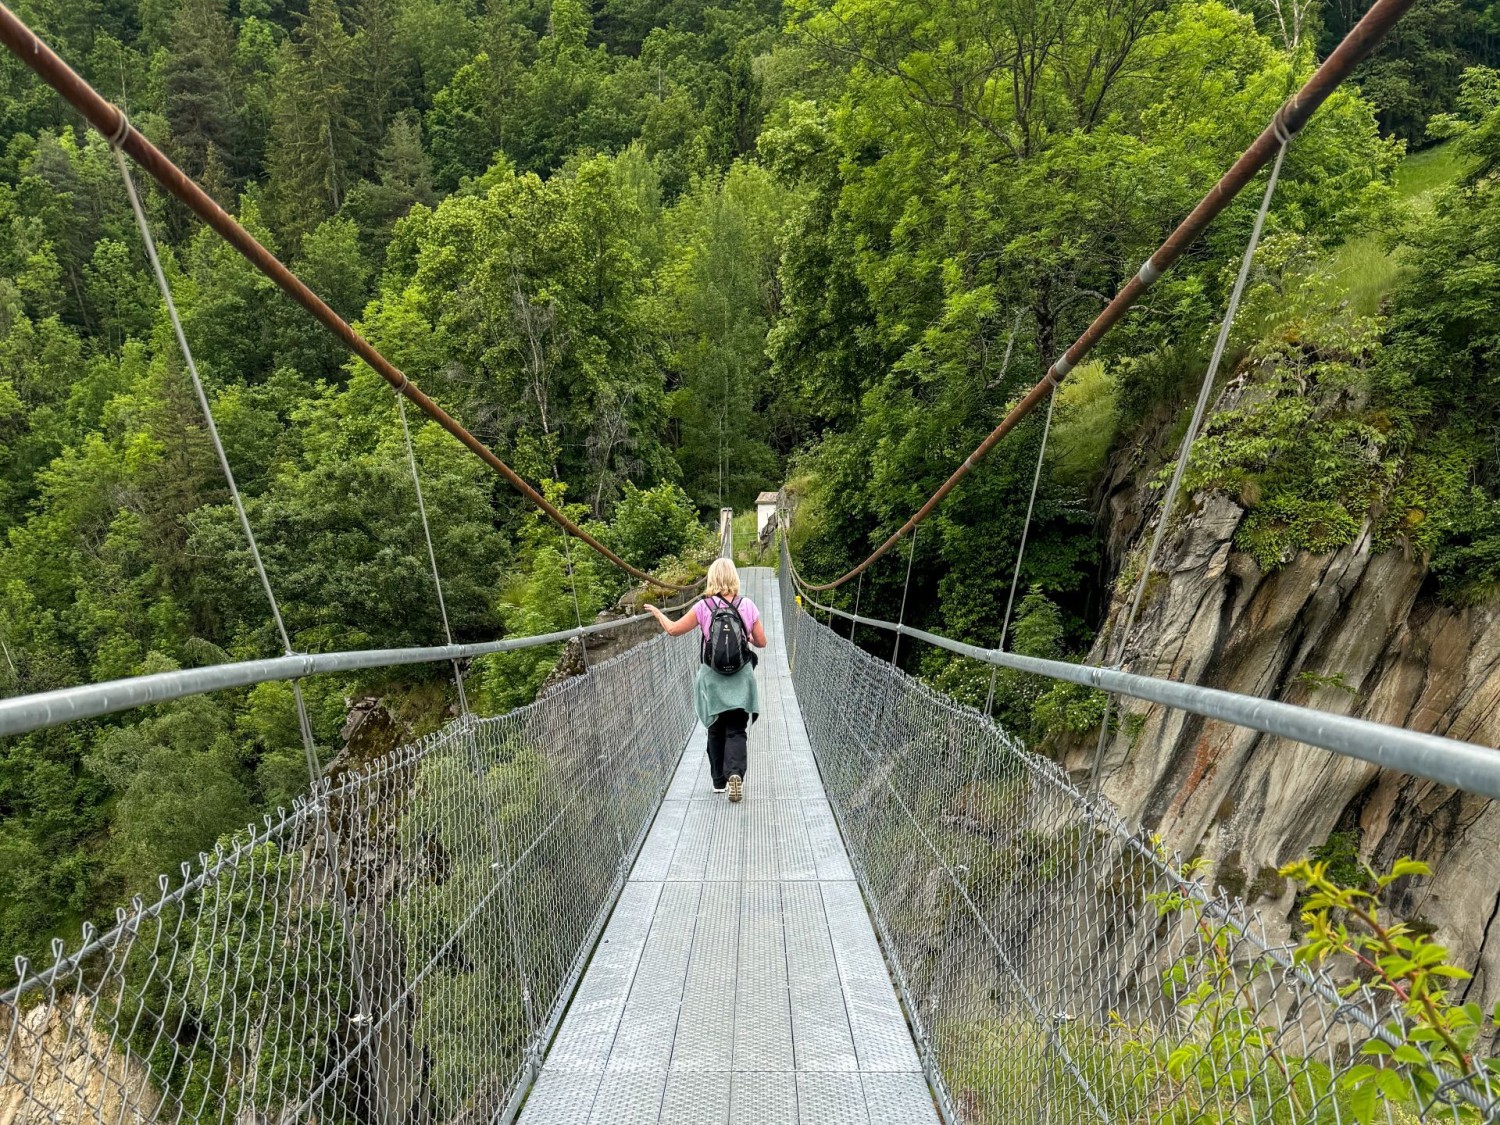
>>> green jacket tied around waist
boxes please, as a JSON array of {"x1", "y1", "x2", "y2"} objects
[{"x1": 694, "y1": 660, "x2": 760, "y2": 728}]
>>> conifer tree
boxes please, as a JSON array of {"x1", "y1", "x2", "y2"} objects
[
  {"x1": 265, "y1": 0, "x2": 359, "y2": 244},
  {"x1": 348, "y1": 0, "x2": 411, "y2": 177},
  {"x1": 163, "y1": 0, "x2": 237, "y2": 182}
]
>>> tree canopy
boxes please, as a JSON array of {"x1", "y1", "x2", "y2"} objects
[{"x1": 1, "y1": 0, "x2": 1498, "y2": 983}]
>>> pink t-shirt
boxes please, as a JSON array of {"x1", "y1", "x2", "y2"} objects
[{"x1": 694, "y1": 595, "x2": 760, "y2": 640}]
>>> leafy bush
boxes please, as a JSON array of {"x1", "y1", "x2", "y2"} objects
[
  {"x1": 1048, "y1": 361, "x2": 1120, "y2": 488},
  {"x1": 606, "y1": 481, "x2": 706, "y2": 571},
  {"x1": 1114, "y1": 852, "x2": 1500, "y2": 1125}
]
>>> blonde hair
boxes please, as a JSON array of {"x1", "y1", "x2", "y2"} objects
[{"x1": 704, "y1": 558, "x2": 741, "y2": 600}]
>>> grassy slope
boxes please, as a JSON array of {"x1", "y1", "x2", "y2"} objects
[{"x1": 1321, "y1": 142, "x2": 1466, "y2": 315}]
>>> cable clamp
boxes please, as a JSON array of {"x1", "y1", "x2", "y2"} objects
[
  {"x1": 106, "y1": 108, "x2": 131, "y2": 149},
  {"x1": 1270, "y1": 110, "x2": 1296, "y2": 147},
  {"x1": 1136, "y1": 257, "x2": 1162, "y2": 287},
  {"x1": 1048, "y1": 356, "x2": 1073, "y2": 385}
]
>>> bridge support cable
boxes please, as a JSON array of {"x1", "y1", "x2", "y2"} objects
[
  {"x1": 113, "y1": 139, "x2": 389, "y2": 1102},
  {"x1": 788, "y1": 0, "x2": 1416, "y2": 594},
  {"x1": 395, "y1": 393, "x2": 472, "y2": 716},
  {"x1": 0, "y1": 2, "x2": 692, "y2": 594},
  {"x1": 1086, "y1": 137, "x2": 1292, "y2": 795},
  {"x1": 891, "y1": 526, "x2": 919, "y2": 667},
  {"x1": 109, "y1": 142, "x2": 344, "y2": 810},
  {"x1": 983, "y1": 390, "x2": 1057, "y2": 721}
]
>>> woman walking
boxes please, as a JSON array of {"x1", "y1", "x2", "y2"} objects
[{"x1": 647, "y1": 558, "x2": 767, "y2": 802}]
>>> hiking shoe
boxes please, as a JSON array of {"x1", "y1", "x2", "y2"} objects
[
  {"x1": 727, "y1": 774, "x2": 743, "y2": 803},
  {"x1": 712, "y1": 783, "x2": 727, "y2": 794}
]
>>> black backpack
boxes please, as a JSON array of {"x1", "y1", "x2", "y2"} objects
[{"x1": 702, "y1": 596, "x2": 755, "y2": 675}]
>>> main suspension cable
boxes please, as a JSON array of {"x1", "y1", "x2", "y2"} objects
[
  {"x1": 0, "y1": 3, "x2": 693, "y2": 593},
  {"x1": 788, "y1": 0, "x2": 1415, "y2": 593}
]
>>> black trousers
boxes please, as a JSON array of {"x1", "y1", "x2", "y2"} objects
[{"x1": 706, "y1": 709, "x2": 749, "y2": 787}]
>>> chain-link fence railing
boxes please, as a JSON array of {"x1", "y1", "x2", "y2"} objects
[
  {"x1": 778, "y1": 555, "x2": 1499, "y2": 1125},
  {"x1": 1, "y1": 627, "x2": 696, "y2": 1124}
]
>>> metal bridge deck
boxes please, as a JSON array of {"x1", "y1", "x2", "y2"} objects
[{"x1": 518, "y1": 568, "x2": 940, "y2": 1125}]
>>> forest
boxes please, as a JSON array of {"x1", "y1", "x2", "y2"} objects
[{"x1": 2, "y1": 0, "x2": 1500, "y2": 977}]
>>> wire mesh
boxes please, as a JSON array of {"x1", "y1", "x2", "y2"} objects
[
  {"x1": 778, "y1": 555, "x2": 1500, "y2": 1125},
  {"x1": 0, "y1": 627, "x2": 696, "y2": 1124}
]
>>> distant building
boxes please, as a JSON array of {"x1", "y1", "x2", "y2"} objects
[{"x1": 756, "y1": 491, "x2": 779, "y2": 538}]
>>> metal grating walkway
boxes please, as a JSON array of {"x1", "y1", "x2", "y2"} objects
[{"x1": 518, "y1": 568, "x2": 941, "y2": 1125}]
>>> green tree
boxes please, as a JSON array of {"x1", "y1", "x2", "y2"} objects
[
  {"x1": 658, "y1": 162, "x2": 784, "y2": 507},
  {"x1": 265, "y1": 0, "x2": 359, "y2": 244},
  {"x1": 427, "y1": 52, "x2": 505, "y2": 192},
  {"x1": 605, "y1": 480, "x2": 705, "y2": 569},
  {"x1": 383, "y1": 153, "x2": 672, "y2": 513},
  {"x1": 163, "y1": 0, "x2": 238, "y2": 184},
  {"x1": 348, "y1": 0, "x2": 412, "y2": 172}
]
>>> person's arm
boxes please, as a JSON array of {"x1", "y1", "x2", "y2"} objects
[
  {"x1": 646, "y1": 601, "x2": 700, "y2": 637},
  {"x1": 746, "y1": 601, "x2": 767, "y2": 648}
]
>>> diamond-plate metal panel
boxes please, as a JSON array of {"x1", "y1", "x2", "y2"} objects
[
  {"x1": 517, "y1": 1071, "x2": 604, "y2": 1125},
  {"x1": 666, "y1": 801, "x2": 717, "y2": 881},
  {"x1": 798, "y1": 1072, "x2": 872, "y2": 1124},
  {"x1": 544, "y1": 880, "x2": 663, "y2": 1073},
  {"x1": 633, "y1": 799, "x2": 688, "y2": 881},
  {"x1": 773, "y1": 798, "x2": 818, "y2": 879},
  {"x1": 801, "y1": 799, "x2": 855, "y2": 880},
  {"x1": 743, "y1": 800, "x2": 780, "y2": 880},
  {"x1": 608, "y1": 881, "x2": 700, "y2": 1073},
  {"x1": 671, "y1": 880, "x2": 740, "y2": 1073},
  {"x1": 659, "y1": 1072, "x2": 732, "y2": 1124},
  {"x1": 820, "y1": 880, "x2": 922, "y2": 1073},
  {"x1": 665, "y1": 728, "x2": 710, "y2": 800},
  {"x1": 586, "y1": 1069, "x2": 667, "y2": 1124},
  {"x1": 860, "y1": 1072, "x2": 942, "y2": 1124},
  {"x1": 782, "y1": 881, "x2": 859, "y2": 1072},
  {"x1": 730, "y1": 1071, "x2": 798, "y2": 1125},
  {"x1": 734, "y1": 882, "x2": 793, "y2": 1070},
  {"x1": 705, "y1": 799, "x2": 745, "y2": 877}
]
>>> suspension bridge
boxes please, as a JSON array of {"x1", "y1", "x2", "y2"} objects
[{"x1": 1, "y1": 0, "x2": 1499, "y2": 1120}]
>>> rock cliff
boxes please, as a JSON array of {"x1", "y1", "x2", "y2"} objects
[{"x1": 1069, "y1": 423, "x2": 1500, "y2": 1011}]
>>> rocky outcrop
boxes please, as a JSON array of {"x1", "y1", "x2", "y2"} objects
[
  {"x1": 1071, "y1": 459, "x2": 1500, "y2": 1011},
  {"x1": 0, "y1": 997, "x2": 160, "y2": 1124}
]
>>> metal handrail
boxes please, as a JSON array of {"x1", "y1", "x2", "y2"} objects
[
  {"x1": 786, "y1": 560, "x2": 1500, "y2": 801},
  {"x1": 0, "y1": 614, "x2": 656, "y2": 739}
]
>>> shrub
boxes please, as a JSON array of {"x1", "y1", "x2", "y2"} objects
[{"x1": 607, "y1": 482, "x2": 705, "y2": 571}]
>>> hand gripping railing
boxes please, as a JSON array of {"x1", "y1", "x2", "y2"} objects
[
  {"x1": 0, "y1": 626, "x2": 697, "y2": 1124},
  {"x1": 776, "y1": 553, "x2": 1500, "y2": 1124}
]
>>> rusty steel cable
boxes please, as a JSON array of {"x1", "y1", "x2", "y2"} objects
[
  {"x1": 0, "y1": 2, "x2": 694, "y2": 592},
  {"x1": 789, "y1": 0, "x2": 1416, "y2": 592}
]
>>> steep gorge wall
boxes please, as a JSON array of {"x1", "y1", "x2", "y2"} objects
[{"x1": 1069, "y1": 428, "x2": 1500, "y2": 1010}]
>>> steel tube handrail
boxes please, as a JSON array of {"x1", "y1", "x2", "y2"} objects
[
  {"x1": 0, "y1": 614, "x2": 656, "y2": 739},
  {"x1": 790, "y1": 584, "x2": 1500, "y2": 800}
]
